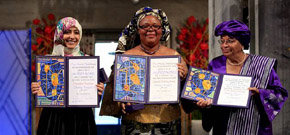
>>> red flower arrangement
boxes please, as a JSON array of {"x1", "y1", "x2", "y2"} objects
[
  {"x1": 31, "y1": 13, "x2": 57, "y2": 78},
  {"x1": 176, "y1": 16, "x2": 209, "y2": 69}
]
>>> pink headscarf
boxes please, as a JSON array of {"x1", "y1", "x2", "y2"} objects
[{"x1": 51, "y1": 17, "x2": 83, "y2": 56}]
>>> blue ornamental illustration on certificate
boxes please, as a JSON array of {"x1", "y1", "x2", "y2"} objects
[
  {"x1": 114, "y1": 55, "x2": 147, "y2": 103},
  {"x1": 36, "y1": 57, "x2": 65, "y2": 106},
  {"x1": 182, "y1": 67, "x2": 219, "y2": 101}
]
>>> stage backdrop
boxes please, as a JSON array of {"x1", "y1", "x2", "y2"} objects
[{"x1": 0, "y1": 30, "x2": 31, "y2": 135}]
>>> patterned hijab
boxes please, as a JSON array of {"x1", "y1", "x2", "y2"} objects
[
  {"x1": 51, "y1": 17, "x2": 83, "y2": 56},
  {"x1": 116, "y1": 6, "x2": 171, "y2": 53}
]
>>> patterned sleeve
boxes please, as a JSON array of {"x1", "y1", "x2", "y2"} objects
[
  {"x1": 99, "y1": 71, "x2": 122, "y2": 118},
  {"x1": 259, "y1": 68, "x2": 288, "y2": 122}
]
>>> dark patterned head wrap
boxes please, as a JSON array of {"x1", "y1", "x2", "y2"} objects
[
  {"x1": 215, "y1": 20, "x2": 250, "y2": 49},
  {"x1": 116, "y1": 6, "x2": 171, "y2": 53}
]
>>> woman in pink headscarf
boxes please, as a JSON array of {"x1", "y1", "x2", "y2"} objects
[{"x1": 31, "y1": 17, "x2": 104, "y2": 135}]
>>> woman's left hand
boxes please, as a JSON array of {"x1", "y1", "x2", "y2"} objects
[
  {"x1": 97, "y1": 82, "x2": 105, "y2": 96},
  {"x1": 177, "y1": 63, "x2": 188, "y2": 80},
  {"x1": 248, "y1": 87, "x2": 259, "y2": 95}
]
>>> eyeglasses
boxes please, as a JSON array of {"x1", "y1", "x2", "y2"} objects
[
  {"x1": 139, "y1": 25, "x2": 162, "y2": 30},
  {"x1": 218, "y1": 39, "x2": 237, "y2": 45}
]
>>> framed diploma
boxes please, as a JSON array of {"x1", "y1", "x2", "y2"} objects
[
  {"x1": 181, "y1": 67, "x2": 253, "y2": 108},
  {"x1": 35, "y1": 56, "x2": 100, "y2": 107},
  {"x1": 113, "y1": 54, "x2": 180, "y2": 104}
]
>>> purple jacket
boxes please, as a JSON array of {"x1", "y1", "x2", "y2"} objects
[{"x1": 202, "y1": 54, "x2": 288, "y2": 135}]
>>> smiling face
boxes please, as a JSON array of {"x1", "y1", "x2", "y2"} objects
[
  {"x1": 220, "y1": 35, "x2": 244, "y2": 57},
  {"x1": 138, "y1": 16, "x2": 162, "y2": 47},
  {"x1": 63, "y1": 27, "x2": 80, "y2": 49}
]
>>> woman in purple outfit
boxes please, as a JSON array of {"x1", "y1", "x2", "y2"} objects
[{"x1": 197, "y1": 20, "x2": 288, "y2": 135}]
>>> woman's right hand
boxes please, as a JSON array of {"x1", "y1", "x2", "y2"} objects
[
  {"x1": 196, "y1": 98, "x2": 212, "y2": 108},
  {"x1": 31, "y1": 82, "x2": 41, "y2": 95},
  {"x1": 121, "y1": 102, "x2": 132, "y2": 114}
]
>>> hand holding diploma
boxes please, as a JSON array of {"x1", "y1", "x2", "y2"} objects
[
  {"x1": 97, "y1": 82, "x2": 104, "y2": 96},
  {"x1": 31, "y1": 82, "x2": 41, "y2": 95},
  {"x1": 196, "y1": 98, "x2": 213, "y2": 108},
  {"x1": 177, "y1": 63, "x2": 188, "y2": 80},
  {"x1": 248, "y1": 87, "x2": 259, "y2": 95},
  {"x1": 121, "y1": 102, "x2": 132, "y2": 114}
]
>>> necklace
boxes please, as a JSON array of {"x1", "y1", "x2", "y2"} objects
[
  {"x1": 140, "y1": 44, "x2": 160, "y2": 55},
  {"x1": 227, "y1": 53, "x2": 247, "y2": 66}
]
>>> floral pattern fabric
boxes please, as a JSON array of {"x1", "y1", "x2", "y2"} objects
[{"x1": 52, "y1": 17, "x2": 83, "y2": 56}]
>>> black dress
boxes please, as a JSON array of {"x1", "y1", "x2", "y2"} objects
[{"x1": 37, "y1": 108, "x2": 97, "y2": 135}]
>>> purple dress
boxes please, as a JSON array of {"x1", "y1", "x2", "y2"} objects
[{"x1": 202, "y1": 54, "x2": 288, "y2": 135}]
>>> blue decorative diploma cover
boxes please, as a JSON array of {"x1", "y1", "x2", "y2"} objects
[
  {"x1": 36, "y1": 56, "x2": 65, "y2": 106},
  {"x1": 114, "y1": 55, "x2": 147, "y2": 102},
  {"x1": 182, "y1": 67, "x2": 219, "y2": 101}
]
